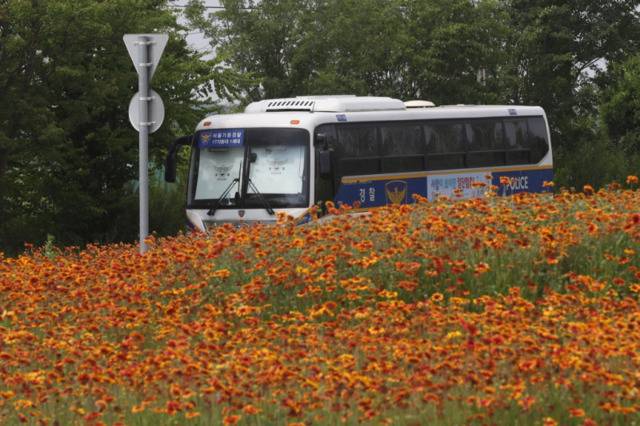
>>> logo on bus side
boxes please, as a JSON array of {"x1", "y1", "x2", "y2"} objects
[{"x1": 385, "y1": 180, "x2": 408, "y2": 205}]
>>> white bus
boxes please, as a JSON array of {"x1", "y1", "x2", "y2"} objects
[{"x1": 165, "y1": 95, "x2": 553, "y2": 232}]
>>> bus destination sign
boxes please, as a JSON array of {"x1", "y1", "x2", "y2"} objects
[{"x1": 199, "y1": 128, "x2": 245, "y2": 148}]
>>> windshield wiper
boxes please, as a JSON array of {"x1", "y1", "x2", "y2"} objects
[
  {"x1": 247, "y1": 178, "x2": 275, "y2": 215},
  {"x1": 240, "y1": 149, "x2": 274, "y2": 216},
  {"x1": 207, "y1": 161, "x2": 242, "y2": 216},
  {"x1": 206, "y1": 178, "x2": 238, "y2": 216}
]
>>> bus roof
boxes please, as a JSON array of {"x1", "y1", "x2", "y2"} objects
[
  {"x1": 244, "y1": 95, "x2": 406, "y2": 113},
  {"x1": 196, "y1": 96, "x2": 546, "y2": 131}
]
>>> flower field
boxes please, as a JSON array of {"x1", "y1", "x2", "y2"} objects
[{"x1": 1, "y1": 184, "x2": 640, "y2": 426}]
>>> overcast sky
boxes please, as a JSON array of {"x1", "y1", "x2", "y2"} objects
[{"x1": 171, "y1": 0, "x2": 222, "y2": 58}]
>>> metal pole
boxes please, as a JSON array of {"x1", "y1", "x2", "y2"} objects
[{"x1": 138, "y1": 36, "x2": 150, "y2": 254}]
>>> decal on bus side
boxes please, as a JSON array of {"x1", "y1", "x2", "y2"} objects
[{"x1": 334, "y1": 168, "x2": 553, "y2": 208}]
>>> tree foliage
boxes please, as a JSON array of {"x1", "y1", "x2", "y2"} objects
[
  {"x1": 602, "y1": 55, "x2": 640, "y2": 153},
  {"x1": 503, "y1": 1, "x2": 640, "y2": 138},
  {"x1": 198, "y1": 0, "x2": 510, "y2": 103},
  {"x1": 0, "y1": 0, "x2": 243, "y2": 253}
]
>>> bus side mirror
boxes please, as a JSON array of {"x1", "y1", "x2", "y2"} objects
[
  {"x1": 165, "y1": 135, "x2": 192, "y2": 183},
  {"x1": 316, "y1": 133, "x2": 332, "y2": 178},
  {"x1": 319, "y1": 149, "x2": 332, "y2": 177}
]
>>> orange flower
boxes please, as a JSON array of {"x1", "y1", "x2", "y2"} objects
[
  {"x1": 212, "y1": 268, "x2": 231, "y2": 279},
  {"x1": 243, "y1": 404, "x2": 261, "y2": 415},
  {"x1": 473, "y1": 262, "x2": 490, "y2": 275},
  {"x1": 223, "y1": 415, "x2": 241, "y2": 425},
  {"x1": 395, "y1": 261, "x2": 421, "y2": 276},
  {"x1": 131, "y1": 403, "x2": 146, "y2": 414},
  {"x1": 166, "y1": 400, "x2": 180, "y2": 415},
  {"x1": 94, "y1": 399, "x2": 107, "y2": 412},
  {"x1": 626, "y1": 175, "x2": 638, "y2": 185},
  {"x1": 398, "y1": 280, "x2": 418, "y2": 292},
  {"x1": 569, "y1": 408, "x2": 586, "y2": 418},
  {"x1": 412, "y1": 193, "x2": 428, "y2": 203},
  {"x1": 583, "y1": 184, "x2": 595, "y2": 195},
  {"x1": 517, "y1": 396, "x2": 536, "y2": 410},
  {"x1": 430, "y1": 292, "x2": 444, "y2": 303}
]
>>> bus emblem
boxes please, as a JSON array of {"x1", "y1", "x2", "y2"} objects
[
  {"x1": 385, "y1": 180, "x2": 407, "y2": 205},
  {"x1": 238, "y1": 210, "x2": 245, "y2": 218}
]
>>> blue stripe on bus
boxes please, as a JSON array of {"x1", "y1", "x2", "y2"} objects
[{"x1": 334, "y1": 168, "x2": 553, "y2": 208}]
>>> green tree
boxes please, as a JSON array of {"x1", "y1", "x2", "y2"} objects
[
  {"x1": 402, "y1": 0, "x2": 511, "y2": 104},
  {"x1": 503, "y1": 0, "x2": 640, "y2": 141},
  {"x1": 499, "y1": 0, "x2": 640, "y2": 188},
  {"x1": 601, "y1": 55, "x2": 640, "y2": 154},
  {"x1": 599, "y1": 54, "x2": 640, "y2": 178},
  {"x1": 189, "y1": 0, "x2": 326, "y2": 100},
  {"x1": 0, "y1": 0, "x2": 240, "y2": 254},
  {"x1": 552, "y1": 113, "x2": 628, "y2": 189},
  {"x1": 191, "y1": 0, "x2": 509, "y2": 104}
]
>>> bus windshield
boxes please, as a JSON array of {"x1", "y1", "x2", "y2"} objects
[{"x1": 188, "y1": 128, "x2": 309, "y2": 210}]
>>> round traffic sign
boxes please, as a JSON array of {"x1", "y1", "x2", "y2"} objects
[{"x1": 128, "y1": 89, "x2": 165, "y2": 134}]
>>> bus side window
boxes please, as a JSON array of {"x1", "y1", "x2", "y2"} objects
[
  {"x1": 379, "y1": 123, "x2": 424, "y2": 172},
  {"x1": 425, "y1": 121, "x2": 466, "y2": 170},
  {"x1": 335, "y1": 125, "x2": 380, "y2": 177},
  {"x1": 527, "y1": 117, "x2": 550, "y2": 163},
  {"x1": 466, "y1": 120, "x2": 505, "y2": 167},
  {"x1": 504, "y1": 119, "x2": 530, "y2": 165}
]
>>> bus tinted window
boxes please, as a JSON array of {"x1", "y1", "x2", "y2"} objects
[
  {"x1": 380, "y1": 124, "x2": 423, "y2": 155},
  {"x1": 314, "y1": 124, "x2": 337, "y2": 147},
  {"x1": 380, "y1": 123, "x2": 424, "y2": 172},
  {"x1": 466, "y1": 120, "x2": 504, "y2": 151},
  {"x1": 466, "y1": 120, "x2": 505, "y2": 167},
  {"x1": 334, "y1": 125, "x2": 380, "y2": 176},
  {"x1": 528, "y1": 117, "x2": 550, "y2": 163},
  {"x1": 504, "y1": 119, "x2": 528, "y2": 149},
  {"x1": 425, "y1": 122, "x2": 465, "y2": 170},
  {"x1": 340, "y1": 158, "x2": 380, "y2": 175},
  {"x1": 323, "y1": 114, "x2": 549, "y2": 177},
  {"x1": 427, "y1": 152, "x2": 465, "y2": 170},
  {"x1": 313, "y1": 124, "x2": 337, "y2": 203},
  {"x1": 504, "y1": 119, "x2": 530, "y2": 164},
  {"x1": 336, "y1": 125, "x2": 378, "y2": 157},
  {"x1": 425, "y1": 122, "x2": 465, "y2": 153}
]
